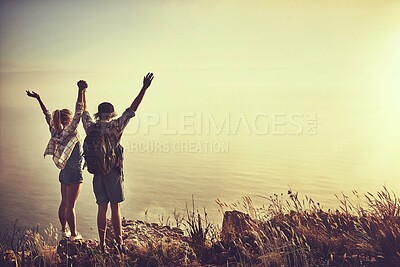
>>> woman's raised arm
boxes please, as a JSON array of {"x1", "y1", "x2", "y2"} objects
[
  {"x1": 62, "y1": 80, "x2": 87, "y2": 136},
  {"x1": 26, "y1": 90, "x2": 52, "y2": 126},
  {"x1": 26, "y1": 90, "x2": 48, "y2": 114}
]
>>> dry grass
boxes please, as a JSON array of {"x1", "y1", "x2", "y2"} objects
[
  {"x1": 0, "y1": 220, "x2": 59, "y2": 266},
  {"x1": 1, "y1": 187, "x2": 399, "y2": 266},
  {"x1": 216, "y1": 186, "x2": 400, "y2": 266}
]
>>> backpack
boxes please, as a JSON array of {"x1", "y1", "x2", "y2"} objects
[{"x1": 83, "y1": 123, "x2": 117, "y2": 176}]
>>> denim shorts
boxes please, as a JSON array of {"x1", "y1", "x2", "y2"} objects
[
  {"x1": 59, "y1": 168, "x2": 83, "y2": 185},
  {"x1": 93, "y1": 168, "x2": 124, "y2": 205}
]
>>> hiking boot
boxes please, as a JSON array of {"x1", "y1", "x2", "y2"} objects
[
  {"x1": 61, "y1": 228, "x2": 71, "y2": 239},
  {"x1": 70, "y1": 232, "x2": 83, "y2": 242}
]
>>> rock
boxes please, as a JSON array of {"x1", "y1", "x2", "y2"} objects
[
  {"x1": 172, "y1": 227, "x2": 184, "y2": 235},
  {"x1": 221, "y1": 210, "x2": 260, "y2": 243},
  {"x1": 57, "y1": 239, "x2": 81, "y2": 256},
  {"x1": 122, "y1": 218, "x2": 135, "y2": 226},
  {"x1": 51, "y1": 218, "x2": 199, "y2": 265}
]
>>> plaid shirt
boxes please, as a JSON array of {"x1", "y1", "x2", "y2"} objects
[
  {"x1": 43, "y1": 102, "x2": 83, "y2": 169},
  {"x1": 82, "y1": 107, "x2": 135, "y2": 169}
]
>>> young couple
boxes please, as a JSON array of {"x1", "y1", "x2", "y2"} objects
[{"x1": 26, "y1": 73, "x2": 154, "y2": 251}]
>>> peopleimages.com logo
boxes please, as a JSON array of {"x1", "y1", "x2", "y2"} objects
[
  {"x1": 124, "y1": 112, "x2": 318, "y2": 136},
  {"x1": 120, "y1": 112, "x2": 318, "y2": 154}
]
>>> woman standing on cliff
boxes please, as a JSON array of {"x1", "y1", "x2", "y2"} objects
[{"x1": 26, "y1": 80, "x2": 88, "y2": 241}]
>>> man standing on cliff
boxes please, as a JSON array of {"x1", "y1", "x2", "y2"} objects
[{"x1": 81, "y1": 73, "x2": 154, "y2": 252}]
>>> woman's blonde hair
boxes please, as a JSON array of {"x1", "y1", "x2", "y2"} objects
[{"x1": 52, "y1": 109, "x2": 73, "y2": 132}]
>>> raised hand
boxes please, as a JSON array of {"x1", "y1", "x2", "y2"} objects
[
  {"x1": 26, "y1": 90, "x2": 40, "y2": 99},
  {"x1": 130, "y1": 72, "x2": 155, "y2": 111},
  {"x1": 143, "y1": 73, "x2": 154, "y2": 90},
  {"x1": 77, "y1": 80, "x2": 88, "y2": 91},
  {"x1": 26, "y1": 90, "x2": 48, "y2": 113}
]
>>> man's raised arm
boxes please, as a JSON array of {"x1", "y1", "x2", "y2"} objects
[{"x1": 130, "y1": 72, "x2": 154, "y2": 112}]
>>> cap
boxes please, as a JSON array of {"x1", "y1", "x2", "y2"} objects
[{"x1": 98, "y1": 102, "x2": 114, "y2": 114}]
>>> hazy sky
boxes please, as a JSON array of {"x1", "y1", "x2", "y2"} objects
[{"x1": 1, "y1": 0, "x2": 399, "y2": 111}]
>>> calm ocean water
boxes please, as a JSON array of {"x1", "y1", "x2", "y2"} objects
[{"x1": 1, "y1": 105, "x2": 399, "y2": 240}]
